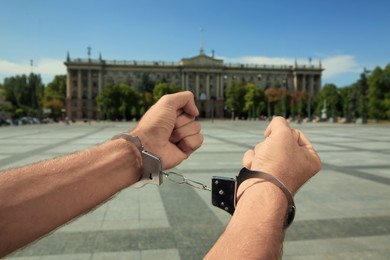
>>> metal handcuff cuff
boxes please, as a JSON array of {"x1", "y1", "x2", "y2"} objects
[
  {"x1": 112, "y1": 133, "x2": 162, "y2": 188},
  {"x1": 113, "y1": 133, "x2": 295, "y2": 228}
]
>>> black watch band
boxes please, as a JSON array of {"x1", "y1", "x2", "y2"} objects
[{"x1": 212, "y1": 167, "x2": 296, "y2": 228}]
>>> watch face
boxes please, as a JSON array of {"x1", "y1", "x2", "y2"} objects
[{"x1": 211, "y1": 176, "x2": 236, "y2": 215}]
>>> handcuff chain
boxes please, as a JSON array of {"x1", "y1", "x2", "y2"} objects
[{"x1": 163, "y1": 171, "x2": 211, "y2": 191}]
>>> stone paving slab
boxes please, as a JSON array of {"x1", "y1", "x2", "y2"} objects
[{"x1": 1, "y1": 120, "x2": 389, "y2": 259}]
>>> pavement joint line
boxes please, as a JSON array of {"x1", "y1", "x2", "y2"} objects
[
  {"x1": 322, "y1": 162, "x2": 390, "y2": 186},
  {"x1": 286, "y1": 215, "x2": 390, "y2": 241},
  {"x1": 203, "y1": 133, "x2": 390, "y2": 186},
  {"x1": 0, "y1": 126, "x2": 110, "y2": 168},
  {"x1": 313, "y1": 141, "x2": 390, "y2": 155},
  {"x1": 159, "y1": 178, "x2": 225, "y2": 259},
  {"x1": 309, "y1": 132, "x2": 390, "y2": 143},
  {"x1": 341, "y1": 164, "x2": 390, "y2": 170},
  {"x1": 0, "y1": 127, "x2": 65, "y2": 140}
]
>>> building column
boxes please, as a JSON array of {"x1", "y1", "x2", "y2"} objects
[
  {"x1": 181, "y1": 72, "x2": 185, "y2": 90},
  {"x1": 221, "y1": 74, "x2": 225, "y2": 99},
  {"x1": 302, "y1": 74, "x2": 307, "y2": 92},
  {"x1": 216, "y1": 73, "x2": 220, "y2": 99},
  {"x1": 185, "y1": 73, "x2": 189, "y2": 91},
  {"x1": 309, "y1": 75, "x2": 314, "y2": 96},
  {"x1": 98, "y1": 69, "x2": 103, "y2": 95},
  {"x1": 88, "y1": 69, "x2": 92, "y2": 120},
  {"x1": 206, "y1": 74, "x2": 210, "y2": 98},
  {"x1": 293, "y1": 72, "x2": 298, "y2": 92},
  {"x1": 98, "y1": 68, "x2": 103, "y2": 120},
  {"x1": 77, "y1": 70, "x2": 82, "y2": 119},
  {"x1": 77, "y1": 70, "x2": 82, "y2": 98},
  {"x1": 195, "y1": 73, "x2": 199, "y2": 99},
  {"x1": 66, "y1": 70, "x2": 71, "y2": 119},
  {"x1": 66, "y1": 70, "x2": 71, "y2": 99}
]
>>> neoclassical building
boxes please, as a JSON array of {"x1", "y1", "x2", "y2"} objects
[{"x1": 64, "y1": 50, "x2": 323, "y2": 120}]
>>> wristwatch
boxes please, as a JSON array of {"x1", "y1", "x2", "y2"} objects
[
  {"x1": 211, "y1": 167, "x2": 296, "y2": 228},
  {"x1": 112, "y1": 133, "x2": 163, "y2": 188}
]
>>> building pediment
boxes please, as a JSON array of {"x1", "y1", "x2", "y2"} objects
[{"x1": 180, "y1": 54, "x2": 223, "y2": 67}]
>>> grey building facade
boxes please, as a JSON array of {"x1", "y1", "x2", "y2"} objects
[{"x1": 64, "y1": 51, "x2": 323, "y2": 120}]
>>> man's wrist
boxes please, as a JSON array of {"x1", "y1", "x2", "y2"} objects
[
  {"x1": 110, "y1": 138, "x2": 143, "y2": 186},
  {"x1": 237, "y1": 181, "x2": 287, "y2": 207},
  {"x1": 112, "y1": 133, "x2": 163, "y2": 188},
  {"x1": 236, "y1": 181, "x2": 288, "y2": 229},
  {"x1": 236, "y1": 168, "x2": 296, "y2": 228}
]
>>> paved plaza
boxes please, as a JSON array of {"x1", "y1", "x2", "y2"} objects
[{"x1": 0, "y1": 120, "x2": 389, "y2": 259}]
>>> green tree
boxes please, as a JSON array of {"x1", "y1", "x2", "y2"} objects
[
  {"x1": 97, "y1": 84, "x2": 123, "y2": 120},
  {"x1": 264, "y1": 87, "x2": 285, "y2": 117},
  {"x1": 367, "y1": 64, "x2": 390, "y2": 121},
  {"x1": 0, "y1": 88, "x2": 12, "y2": 119},
  {"x1": 225, "y1": 81, "x2": 247, "y2": 119},
  {"x1": 290, "y1": 90, "x2": 307, "y2": 118},
  {"x1": 356, "y1": 71, "x2": 369, "y2": 120},
  {"x1": 244, "y1": 83, "x2": 265, "y2": 119},
  {"x1": 384, "y1": 64, "x2": 390, "y2": 119},
  {"x1": 97, "y1": 84, "x2": 140, "y2": 120},
  {"x1": 153, "y1": 83, "x2": 180, "y2": 102},
  {"x1": 3, "y1": 75, "x2": 28, "y2": 109},
  {"x1": 42, "y1": 75, "x2": 67, "y2": 120},
  {"x1": 2, "y1": 73, "x2": 44, "y2": 117},
  {"x1": 28, "y1": 73, "x2": 44, "y2": 112},
  {"x1": 139, "y1": 91, "x2": 154, "y2": 116},
  {"x1": 119, "y1": 84, "x2": 140, "y2": 120},
  {"x1": 315, "y1": 84, "x2": 340, "y2": 120},
  {"x1": 339, "y1": 85, "x2": 354, "y2": 120},
  {"x1": 138, "y1": 73, "x2": 155, "y2": 93}
]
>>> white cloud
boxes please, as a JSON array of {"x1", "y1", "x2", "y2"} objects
[
  {"x1": 0, "y1": 59, "x2": 66, "y2": 84},
  {"x1": 220, "y1": 54, "x2": 360, "y2": 81},
  {"x1": 321, "y1": 55, "x2": 360, "y2": 78}
]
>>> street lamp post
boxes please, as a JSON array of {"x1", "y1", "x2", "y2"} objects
[
  {"x1": 357, "y1": 68, "x2": 370, "y2": 124},
  {"x1": 282, "y1": 79, "x2": 287, "y2": 118}
]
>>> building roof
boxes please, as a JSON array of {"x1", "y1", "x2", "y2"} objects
[{"x1": 180, "y1": 53, "x2": 223, "y2": 67}]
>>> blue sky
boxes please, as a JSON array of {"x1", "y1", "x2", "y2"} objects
[{"x1": 1, "y1": 0, "x2": 389, "y2": 87}]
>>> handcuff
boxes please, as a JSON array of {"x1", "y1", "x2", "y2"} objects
[
  {"x1": 112, "y1": 133, "x2": 163, "y2": 188},
  {"x1": 113, "y1": 133, "x2": 295, "y2": 228},
  {"x1": 211, "y1": 168, "x2": 296, "y2": 228}
]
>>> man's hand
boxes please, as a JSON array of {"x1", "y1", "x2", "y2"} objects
[
  {"x1": 242, "y1": 117, "x2": 321, "y2": 194},
  {"x1": 131, "y1": 91, "x2": 203, "y2": 170}
]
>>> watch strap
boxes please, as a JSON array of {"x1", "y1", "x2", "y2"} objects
[
  {"x1": 237, "y1": 168, "x2": 296, "y2": 228},
  {"x1": 211, "y1": 168, "x2": 296, "y2": 228}
]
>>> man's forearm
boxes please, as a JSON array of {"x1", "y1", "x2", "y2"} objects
[
  {"x1": 0, "y1": 138, "x2": 142, "y2": 257},
  {"x1": 205, "y1": 183, "x2": 287, "y2": 259}
]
